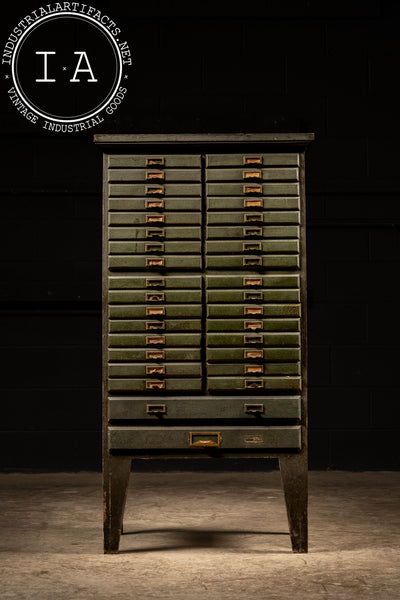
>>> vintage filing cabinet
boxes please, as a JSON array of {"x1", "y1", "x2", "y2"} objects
[{"x1": 94, "y1": 133, "x2": 314, "y2": 554}]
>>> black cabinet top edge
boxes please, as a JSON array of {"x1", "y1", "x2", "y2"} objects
[{"x1": 94, "y1": 133, "x2": 315, "y2": 148}]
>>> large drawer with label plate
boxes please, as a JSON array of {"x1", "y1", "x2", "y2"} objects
[
  {"x1": 109, "y1": 275, "x2": 202, "y2": 289},
  {"x1": 109, "y1": 198, "x2": 202, "y2": 211},
  {"x1": 207, "y1": 363, "x2": 300, "y2": 376},
  {"x1": 206, "y1": 274, "x2": 300, "y2": 289},
  {"x1": 206, "y1": 168, "x2": 298, "y2": 182},
  {"x1": 110, "y1": 304, "x2": 202, "y2": 318},
  {"x1": 109, "y1": 395, "x2": 301, "y2": 420},
  {"x1": 207, "y1": 197, "x2": 300, "y2": 211},
  {"x1": 206, "y1": 347, "x2": 301, "y2": 362},
  {"x1": 108, "y1": 169, "x2": 201, "y2": 182},
  {"x1": 109, "y1": 155, "x2": 201, "y2": 168},
  {"x1": 109, "y1": 227, "x2": 201, "y2": 240},
  {"x1": 206, "y1": 289, "x2": 301, "y2": 303},
  {"x1": 207, "y1": 304, "x2": 301, "y2": 317},
  {"x1": 206, "y1": 332, "x2": 300, "y2": 347},
  {"x1": 108, "y1": 348, "x2": 202, "y2": 362},
  {"x1": 108, "y1": 426, "x2": 301, "y2": 450},
  {"x1": 109, "y1": 241, "x2": 201, "y2": 254},
  {"x1": 206, "y1": 318, "x2": 300, "y2": 332},
  {"x1": 207, "y1": 183, "x2": 300, "y2": 196},
  {"x1": 206, "y1": 226, "x2": 299, "y2": 239},
  {"x1": 206, "y1": 153, "x2": 300, "y2": 167},
  {"x1": 206, "y1": 240, "x2": 299, "y2": 254},
  {"x1": 206, "y1": 255, "x2": 299, "y2": 269},
  {"x1": 108, "y1": 255, "x2": 202, "y2": 270},
  {"x1": 109, "y1": 184, "x2": 202, "y2": 197},
  {"x1": 109, "y1": 212, "x2": 201, "y2": 226},
  {"x1": 109, "y1": 378, "x2": 202, "y2": 392},
  {"x1": 109, "y1": 319, "x2": 202, "y2": 333},
  {"x1": 109, "y1": 290, "x2": 202, "y2": 303},
  {"x1": 109, "y1": 362, "x2": 202, "y2": 378},
  {"x1": 207, "y1": 377, "x2": 301, "y2": 392},
  {"x1": 109, "y1": 333, "x2": 202, "y2": 347},
  {"x1": 207, "y1": 211, "x2": 299, "y2": 225}
]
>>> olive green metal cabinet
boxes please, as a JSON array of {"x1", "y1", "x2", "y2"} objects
[{"x1": 94, "y1": 133, "x2": 314, "y2": 554}]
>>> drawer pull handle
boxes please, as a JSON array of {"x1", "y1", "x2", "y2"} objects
[
  {"x1": 244, "y1": 291, "x2": 263, "y2": 301},
  {"x1": 146, "y1": 228, "x2": 165, "y2": 238},
  {"x1": 146, "y1": 278, "x2": 165, "y2": 288},
  {"x1": 189, "y1": 432, "x2": 221, "y2": 448},
  {"x1": 145, "y1": 243, "x2": 164, "y2": 253},
  {"x1": 146, "y1": 292, "x2": 165, "y2": 302},
  {"x1": 244, "y1": 198, "x2": 262, "y2": 208},
  {"x1": 146, "y1": 321, "x2": 165, "y2": 330},
  {"x1": 243, "y1": 227, "x2": 262, "y2": 237},
  {"x1": 146, "y1": 258, "x2": 165, "y2": 267},
  {"x1": 245, "y1": 364, "x2": 263, "y2": 374},
  {"x1": 244, "y1": 403, "x2": 264, "y2": 414},
  {"x1": 244, "y1": 213, "x2": 263, "y2": 223},
  {"x1": 244, "y1": 335, "x2": 263, "y2": 345},
  {"x1": 245, "y1": 379, "x2": 264, "y2": 389},
  {"x1": 245, "y1": 349, "x2": 263, "y2": 359},
  {"x1": 146, "y1": 307, "x2": 165, "y2": 316},
  {"x1": 146, "y1": 335, "x2": 165, "y2": 345},
  {"x1": 146, "y1": 366, "x2": 165, "y2": 376},
  {"x1": 146, "y1": 350, "x2": 165, "y2": 360},
  {"x1": 243, "y1": 242, "x2": 262, "y2": 252},
  {"x1": 243, "y1": 156, "x2": 262, "y2": 165},
  {"x1": 245, "y1": 320, "x2": 263, "y2": 330},
  {"x1": 146, "y1": 380, "x2": 165, "y2": 390},
  {"x1": 146, "y1": 170, "x2": 164, "y2": 181},
  {"x1": 243, "y1": 257, "x2": 262, "y2": 267},
  {"x1": 145, "y1": 185, "x2": 164, "y2": 196},
  {"x1": 244, "y1": 306, "x2": 262, "y2": 315},
  {"x1": 244, "y1": 184, "x2": 262, "y2": 195},
  {"x1": 243, "y1": 170, "x2": 261, "y2": 180},
  {"x1": 244, "y1": 277, "x2": 262, "y2": 287},
  {"x1": 146, "y1": 403, "x2": 167, "y2": 414},
  {"x1": 146, "y1": 157, "x2": 165, "y2": 166},
  {"x1": 146, "y1": 199, "x2": 164, "y2": 209},
  {"x1": 146, "y1": 215, "x2": 164, "y2": 224}
]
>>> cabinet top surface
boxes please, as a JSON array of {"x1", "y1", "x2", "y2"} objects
[{"x1": 94, "y1": 133, "x2": 315, "y2": 147}]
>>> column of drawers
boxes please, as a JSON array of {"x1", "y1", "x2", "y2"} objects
[
  {"x1": 107, "y1": 154, "x2": 203, "y2": 393},
  {"x1": 205, "y1": 153, "x2": 302, "y2": 393}
]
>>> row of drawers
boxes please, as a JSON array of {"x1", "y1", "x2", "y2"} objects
[
  {"x1": 109, "y1": 240, "x2": 299, "y2": 254},
  {"x1": 108, "y1": 348, "x2": 300, "y2": 361},
  {"x1": 109, "y1": 289, "x2": 300, "y2": 303},
  {"x1": 109, "y1": 304, "x2": 300, "y2": 317},
  {"x1": 109, "y1": 362, "x2": 300, "y2": 376},
  {"x1": 108, "y1": 168, "x2": 298, "y2": 182},
  {"x1": 108, "y1": 211, "x2": 300, "y2": 225},
  {"x1": 108, "y1": 153, "x2": 300, "y2": 168},
  {"x1": 109, "y1": 333, "x2": 300, "y2": 347},
  {"x1": 108, "y1": 377, "x2": 301, "y2": 392},
  {"x1": 109, "y1": 226, "x2": 299, "y2": 240},
  {"x1": 108, "y1": 274, "x2": 300, "y2": 289},
  {"x1": 108, "y1": 319, "x2": 300, "y2": 332},
  {"x1": 109, "y1": 197, "x2": 299, "y2": 211},
  {"x1": 108, "y1": 255, "x2": 299, "y2": 270},
  {"x1": 109, "y1": 183, "x2": 299, "y2": 196}
]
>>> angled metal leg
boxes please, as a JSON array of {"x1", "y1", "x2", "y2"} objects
[
  {"x1": 279, "y1": 453, "x2": 308, "y2": 553},
  {"x1": 103, "y1": 455, "x2": 132, "y2": 553}
]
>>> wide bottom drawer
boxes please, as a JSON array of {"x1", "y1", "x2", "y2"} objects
[{"x1": 108, "y1": 426, "x2": 301, "y2": 450}]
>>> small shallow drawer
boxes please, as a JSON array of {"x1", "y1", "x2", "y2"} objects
[
  {"x1": 109, "y1": 241, "x2": 201, "y2": 254},
  {"x1": 206, "y1": 274, "x2": 300, "y2": 289},
  {"x1": 108, "y1": 425, "x2": 301, "y2": 450},
  {"x1": 109, "y1": 333, "x2": 202, "y2": 347},
  {"x1": 206, "y1": 183, "x2": 299, "y2": 197},
  {"x1": 108, "y1": 169, "x2": 201, "y2": 182},
  {"x1": 206, "y1": 289, "x2": 301, "y2": 303},
  {"x1": 206, "y1": 226, "x2": 299, "y2": 239},
  {"x1": 206, "y1": 154, "x2": 300, "y2": 168},
  {"x1": 109, "y1": 183, "x2": 202, "y2": 197},
  {"x1": 207, "y1": 376, "x2": 301, "y2": 391},
  {"x1": 206, "y1": 332, "x2": 300, "y2": 347},
  {"x1": 109, "y1": 226, "x2": 201, "y2": 241},
  {"x1": 109, "y1": 290, "x2": 202, "y2": 304},
  {"x1": 108, "y1": 378, "x2": 202, "y2": 392},
  {"x1": 109, "y1": 155, "x2": 201, "y2": 168},
  {"x1": 207, "y1": 304, "x2": 301, "y2": 318},
  {"x1": 207, "y1": 211, "x2": 300, "y2": 226},
  {"x1": 206, "y1": 240, "x2": 299, "y2": 254},
  {"x1": 109, "y1": 319, "x2": 202, "y2": 333},
  {"x1": 108, "y1": 348, "x2": 202, "y2": 362},
  {"x1": 206, "y1": 255, "x2": 299, "y2": 269},
  {"x1": 109, "y1": 304, "x2": 202, "y2": 318},
  {"x1": 206, "y1": 168, "x2": 299, "y2": 182},
  {"x1": 108, "y1": 395, "x2": 301, "y2": 420},
  {"x1": 207, "y1": 196, "x2": 300, "y2": 211},
  {"x1": 109, "y1": 212, "x2": 201, "y2": 226},
  {"x1": 206, "y1": 347, "x2": 301, "y2": 362},
  {"x1": 207, "y1": 362, "x2": 301, "y2": 376},
  {"x1": 109, "y1": 198, "x2": 202, "y2": 211},
  {"x1": 108, "y1": 362, "x2": 202, "y2": 378},
  {"x1": 109, "y1": 275, "x2": 202, "y2": 290},
  {"x1": 108, "y1": 255, "x2": 202, "y2": 270},
  {"x1": 206, "y1": 318, "x2": 300, "y2": 332}
]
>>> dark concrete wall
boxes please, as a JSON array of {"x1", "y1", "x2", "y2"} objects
[{"x1": 1, "y1": 0, "x2": 399, "y2": 470}]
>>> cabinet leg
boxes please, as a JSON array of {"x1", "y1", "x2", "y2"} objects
[
  {"x1": 279, "y1": 453, "x2": 308, "y2": 553},
  {"x1": 103, "y1": 455, "x2": 132, "y2": 554}
]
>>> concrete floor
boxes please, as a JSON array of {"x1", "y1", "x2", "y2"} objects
[{"x1": 0, "y1": 470, "x2": 399, "y2": 600}]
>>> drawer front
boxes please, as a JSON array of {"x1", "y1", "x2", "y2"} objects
[
  {"x1": 109, "y1": 169, "x2": 201, "y2": 182},
  {"x1": 206, "y1": 154, "x2": 300, "y2": 167},
  {"x1": 109, "y1": 395, "x2": 301, "y2": 420},
  {"x1": 109, "y1": 362, "x2": 202, "y2": 377},
  {"x1": 206, "y1": 226, "x2": 299, "y2": 239},
  {"x1": 109, "y1": 227, "x2": 201, "y2": 240},
  {"x1": 109, "y1": 333, "x2": 202, "y2": 347},
  {"x1": 109, "y1": 290, "x2": 202, "y2": 303},
  {"x1": 206, "y1": 183, "x2": 300, "y2": 196},
  {"x1": 109, "y1": 378, "x2": 202, "y2": 392},
  {"x1": 206, "y1": 240, "x2": 299, "y2": 254},
  {"x1": 206, "y1": 289, "x2": 301, "y2": 303},
  {"x1": 109, "y1": 155, "x2": 201, "y2": 168},
  {"x1": 207, "y1": 211, "x2": 300, "y2": 225},
  {"x1": 108, "y1": 255, "x2": 202, "y2": 270},
  {"x1": 207, "y1": 304, "x2": 301, "y2": 317},
  {"x1": 206, "y1": 168, "x2": 298, "y2": 182},
  {"x1": 109, "y1": 241, "x2": 201, "y2": 254},
  {"x1": 206, "y1": 332, "x2": 300, "y2": 347},
  {"x1": 109, "y1": 183, "x2": 202, "y2": 197},
  {"x1": 109, "y1": 198, "x2": 202, "y2": 211},
  {"x1": 206, "y1": 319, "x2": 300, "y2": 332},
  {"x1": 109, "y1": 319, "x2": 202, "y2": 333},
  {"x1": 206, "y1": 347, "x2": 301, "y2": 362},
  {"x1": 110, "y1": 304, "x2": 202, "y2": 318},
  {"x1": 206, "y1": 255, "x2": 299, "y2": 269},
  {"x1": 206, "y1": 274, "x2": 300, "y2": 289},
  {"x1": 207, "y1": 377, "x2": 301, "y2": 391},
  {"x1": 109, "y1": 212, "x2": 201, "y2": 226},
  {"x1": 108, "y1": 425, "x2": 301, "y2": 450},
  {"x1": 108, "y1": 348, "x2": 202, "y2": 362},
  {"x1": 207, "y1": 197, "x2": 300, "y2": 211},
  {"x1": 109, "y1": 276, "x2": 202, "y2": 289},
  {"x1": 207, "y1": 363, "x2": 300, "y2": 376}
]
